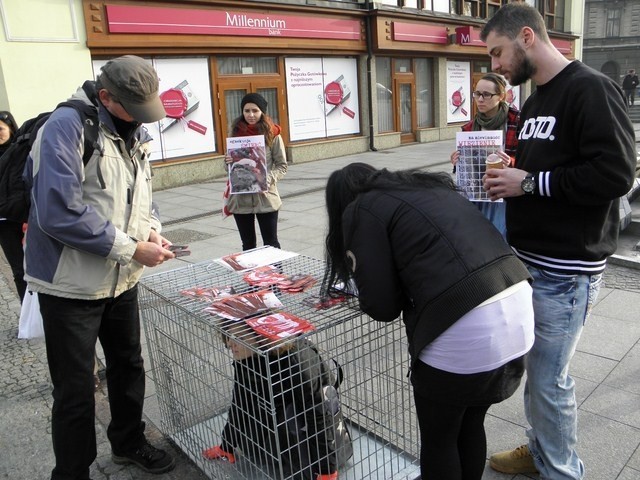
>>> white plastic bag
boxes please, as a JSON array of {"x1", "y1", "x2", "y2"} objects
[{"x1": 18, "y1": 291, "x2": 44, "y2": 339}]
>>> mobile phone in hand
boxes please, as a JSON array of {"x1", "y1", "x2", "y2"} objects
[{"x1": 168, "y1": 244, "x2": 191, "y2": 257}]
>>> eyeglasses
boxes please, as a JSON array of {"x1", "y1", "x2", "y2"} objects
[{"x1": 472, "y1": 91, "x2": 499, "y2": 100}]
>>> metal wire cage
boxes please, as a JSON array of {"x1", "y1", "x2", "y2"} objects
[{"x1": 139, "y1": 252, "x2": 420, "y2": 479}]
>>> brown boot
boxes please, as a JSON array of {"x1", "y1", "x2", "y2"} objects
[{"x1": 489, "y1": 444, "x2": 538, "y2": 474}]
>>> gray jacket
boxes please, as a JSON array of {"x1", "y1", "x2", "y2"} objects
[{"x1": 24, "y1": 84, "x2": 160, "y2": 300}]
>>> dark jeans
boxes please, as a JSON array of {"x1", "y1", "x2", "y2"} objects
[
  {"x1": 624, "y1": 88, "x2": 635, "y2": 106},
  {"x1": 40, "y1": 286, "x2": 146, "y2": 480},
  {"x1": 0, "y1": 220, "x2": 26, "y2": 301},
  {"x1": 233, "y1": 211, "x2": 280, "y2": 250}
]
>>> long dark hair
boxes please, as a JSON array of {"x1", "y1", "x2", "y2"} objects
[
  {"x1": 231, "y1": 113, "x2": 278, "y2": 147},
  {"x1": 321, "y1": 162, "x2": 456, "y2": 297}
]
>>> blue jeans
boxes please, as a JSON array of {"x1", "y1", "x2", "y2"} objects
[
  {"x1": 474, "y1": 201, "x2": 506, "y2": 240},
  {"x1": 524, "y1": 267, "x2": 602, "y2": 480}
]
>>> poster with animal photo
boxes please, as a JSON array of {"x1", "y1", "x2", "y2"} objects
[
  {"x1": 226, "y1": 135, "x2": 268, "y2": 194},
  {"x1": 455, "y1": 130, "x2": 503, "y2": 202}
]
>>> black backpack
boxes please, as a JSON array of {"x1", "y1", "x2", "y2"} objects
[{"x1": 0, "y1": 83, "x2": 99, "y2": 223}]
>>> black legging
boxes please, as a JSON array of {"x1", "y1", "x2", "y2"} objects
[
  {"x1": 413, "y1": 389, "x2": 490, "y2": 480},
  {"x1": 233, "y1": 211, "x2": 280, "y2": 251},
  {"x1": 0, "y1": 220, "x2": 26, "y2": 301}
]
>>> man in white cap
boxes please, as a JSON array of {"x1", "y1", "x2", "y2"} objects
[{"x1": 24, "y1": 55, "x2": 176, "y2": 479}]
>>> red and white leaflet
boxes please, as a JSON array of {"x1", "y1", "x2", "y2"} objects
[
  {"x1": 203, "y1": 290, "x2": 283, "y2": 320},
  {"x1": 245, "y1": 312, "x2": 316, "y2": 340},
  {"x1": 243, "y1": 265, "x2": 289, "y2": 287},
  {"x1": 180, "y1": 286, "x2": 235, "y2": 301},
  {"x1": 243, "y1": 267, "x2": 316, "y2": 292},
  {"x1": 277, "y1": 274, "x2": 316, "y2": 293},
  {"x1": 215, "y1": 246, "x2": 299, "y2": 272}
]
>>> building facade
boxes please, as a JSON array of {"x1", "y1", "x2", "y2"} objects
[
  {"x1": 582, "y1": 0, "x2": 640, "y2": 86},
  {"x1": 0, "y1": 0, "x2": 584, "y2": 188}
]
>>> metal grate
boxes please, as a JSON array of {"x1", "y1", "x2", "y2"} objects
[
  {"x1": 139, "y1": 253, "x2": 420, "y2": 479},
  {"x1": 160, "y1": 228, "x2": 216, "y2": 244}
]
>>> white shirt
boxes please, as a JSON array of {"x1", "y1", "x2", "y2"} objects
[{"x1": 418, "y1": 281, "x2": 534, "y2": 374}]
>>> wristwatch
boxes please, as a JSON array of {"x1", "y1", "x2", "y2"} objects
[{"x1": 521, "y1": 173, "x2": 536, "y2": 195}]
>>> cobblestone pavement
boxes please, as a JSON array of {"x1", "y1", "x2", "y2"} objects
[
  {"x1": 1, "y1": 250, "x2": 638, "y2": 479},
  {"x1": 0, "y1": 256, "x2": 206, "y2": 480},
  {"x1": 603, "y1": 262, "x2": 640, "y2": 293}
]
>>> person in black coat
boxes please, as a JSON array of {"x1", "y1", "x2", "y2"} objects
[
  {"x1": 0, "y1": 110, "x2": 26, "y2": 301},
  {"x1": 203, "y1": 321, "x2": 351, "y2": 480},
  {"x1": 622, "y1": 69, "x2": 639, "y2": 106},
  {"x1": 321, "y1": 163, "x2": 534, "y2": 480}
]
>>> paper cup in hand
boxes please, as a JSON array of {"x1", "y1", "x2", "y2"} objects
[{"x1": 486, "y1": 154, "x2": 503, "y2": 170}]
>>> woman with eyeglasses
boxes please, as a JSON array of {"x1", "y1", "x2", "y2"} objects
[
  {"x1": 450, "y1": 73, "x2": 519, "y2": 239},
  {"x1": 0, "y1": 110, "x2": 27, "y2": 301}
]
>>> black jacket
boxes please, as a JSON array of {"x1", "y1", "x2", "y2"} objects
[
  {"x1": 510, "y1": 61, "x2": 636, "y2": 273},
  {"x1": 221, "y1": 338, "x2": 350, "y2": 479},
  {"x1": 342, "y1": 187, "x2": 531, "y2": 368},
  {"x1": 622, "y1": 73, "x2": 639, "y2": 90}
]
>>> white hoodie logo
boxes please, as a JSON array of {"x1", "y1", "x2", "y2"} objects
[{"x1": 519, "y1": 116, "x2": 556, "y2": 141}]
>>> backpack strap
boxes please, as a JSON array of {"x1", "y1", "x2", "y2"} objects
[{"x1": 54, "y1": 100, "x2": 100, "y2": 167}]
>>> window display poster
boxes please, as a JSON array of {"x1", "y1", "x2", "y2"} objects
[
  {"x1": 505, "y1": 81, "x2": 520, "y2": 110},
  {"x1": 285, "y1": 57, "x2": 360, "y2": 141},
  {"x1": 446, "y1": 61, "x2": 471, "y2": 124},
  {"x1": 455, "y1": 130, "x2": 503, "y2": 202},
  {"x1": 92, "y1": 57, "x2": 216, "y2": 161}
]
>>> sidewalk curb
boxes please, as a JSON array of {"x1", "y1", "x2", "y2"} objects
[{"x1": 609, "y1": 253, "x2": 640, "y2": 269}]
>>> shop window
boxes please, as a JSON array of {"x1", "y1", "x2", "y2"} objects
[
  {"x1": 605, "y1": 7, "x2": 621, "y2": 38},
  {"x1": 456, "y1": 1, "x2": 506, "y2": 18},
  {"x1": 376, "y1": 57, "x2": 394, "y2": 133},
  {"x1": 395, "y1": 59, "x2": 412, "y2": 73},
  {"x1": 218, "y1": 57, "x2": 278, "y2": 75},
  {"x1": 525, "y1": 0, "x2": 565, "y2": 31},
  {"x1": 93, "y1": 57, "x2": 216, "y2": 162},
  {"x1": 416, "y1": 58, "x2": 434, "y2": 128},
  {"x1": 284, "y1": 57, "x2": 360, "y2": 142}
]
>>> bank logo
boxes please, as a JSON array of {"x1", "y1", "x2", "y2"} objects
[{"x1": 519, "y1": 116, "x2": 556, "y2": 141}]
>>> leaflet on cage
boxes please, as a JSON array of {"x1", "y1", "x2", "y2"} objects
[
  {"x1": 203, "y1": 290, "x2": 283, "y2": 320},
  {"x1": 455, "y1": 130, "x2": 504, "y2": 202},
  {"x1": 245, "y1": 312, "x2": 316, "y2": 340},
  {"x1": 215, "y1": 246, "x2": 300, "y2": 272}
]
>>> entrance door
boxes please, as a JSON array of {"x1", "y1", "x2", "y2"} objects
[
  {"x1": 395, "y1": 79, "x2": 416, "y2": 143},
  {"x1": 217, "y1": 80, "x2": 285, "y2": 149}
]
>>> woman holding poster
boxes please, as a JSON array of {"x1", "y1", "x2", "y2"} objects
[
  {"x1": 225, "y1": 93, "x2": 288, "y2": 250},
  {"x1": 450, "y1": 73, "x2": 519, "y2": 239}
]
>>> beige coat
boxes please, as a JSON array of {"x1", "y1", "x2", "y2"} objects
[{"x1": 226, "y1": 134, "x2": 287, "y2": 214}]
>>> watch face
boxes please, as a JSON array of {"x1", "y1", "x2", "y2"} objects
[{"x1": 522, "y1": 175, "x2": 535, "y2": 194}]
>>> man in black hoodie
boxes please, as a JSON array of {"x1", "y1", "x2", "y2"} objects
[{"x1": 481, "y1": 4, "x2": 636, "y2": 479}]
